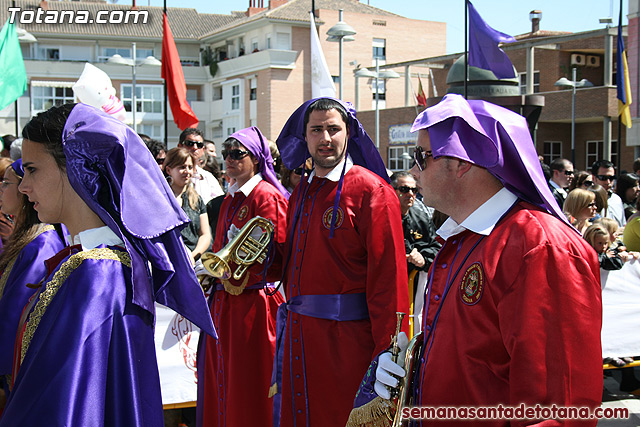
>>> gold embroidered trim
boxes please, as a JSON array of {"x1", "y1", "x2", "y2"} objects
[
  {"x1": 268, "y1": 382, "x2": 278, "y2": 398},
  {"x1": 0, "y1": 224, "x2": 54, "y2": 299},
  {"x1": 3, "y1": 374, "x2": 11, "y2": 392},
  {"x1": 222, "y1": 274, "x2": 251, "y2": 296},
  {"x1": 0, "y1": 258, "x2": 17, "y2": 299},
  {"x1": 345, "y1": 396, "x2": 395, "y2": 427},
  {"x1": 20, "y1": 247, "x2": 131, "y2": 364}
]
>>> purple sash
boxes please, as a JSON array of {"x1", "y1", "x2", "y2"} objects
[{"x1": 271, "y1": 293, "x2": 369, "y2": 427}]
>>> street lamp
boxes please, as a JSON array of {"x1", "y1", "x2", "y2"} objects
[
  {"x1": 108, "y1": 42, "x2": 161, "y2": 132},
  {"x1": 326, "y1": 9, "x2": 356, "y2": 100},
  {"x1": 356, "y1": 58, "x2": 399, "y2": 148},
  {"x1": 554, "y1": 67, "x2": 593, "y2": 165}
]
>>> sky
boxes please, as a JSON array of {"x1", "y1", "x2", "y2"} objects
[{"x1": 139, "y1": 0, "x2": 630, "y2": 54}]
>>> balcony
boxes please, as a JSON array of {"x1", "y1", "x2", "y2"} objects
[{"x1": 216, "y1": 49, "x2": 297, "y2": 78}]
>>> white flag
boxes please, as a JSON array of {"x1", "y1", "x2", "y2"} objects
[{"x1": 310, "y1": 12, "x2": 336, "y2": 98}]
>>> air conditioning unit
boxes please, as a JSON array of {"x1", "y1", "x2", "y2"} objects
[
  {"x1": 570, "y1": 53, "x2": 586, "y2": 66},
  {"x1": 586, "y1": 55, "x2": 601, "y2": 68}
]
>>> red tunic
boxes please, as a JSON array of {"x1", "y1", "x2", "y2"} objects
[
  {"x1": 199, "y1": 179, "x2": 287, "y2": 427},
  {"x1": 415, "y1": 201, "x2": 602, "y2": 426},
  {"x1": 279, "y1": 166, "x2": 409, "y2": 427}
]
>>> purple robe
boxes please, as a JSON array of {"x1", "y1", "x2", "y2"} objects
[
  {"x1": 0, "y1": 245, "x2": 163, "y2": 426},
  {"x1": 0, "y1": 227, "x2": 64, "y2": 379}
]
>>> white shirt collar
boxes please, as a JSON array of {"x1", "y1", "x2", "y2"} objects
[
  {"x1": 549, "y1": 179, "x2": 567, "y2": 195},
  {"x1": 72, "y1": 226, "x2": 124, "y2": 251},
  {"x1": 228, "y1": 173, "x2": 263, "y2": 197},
  {"x1": 309, "y1": 155, "x2": 354, "y2": 183},
  {"x1": 436, "y1": 187, "x2": 518, "y2": 241}
]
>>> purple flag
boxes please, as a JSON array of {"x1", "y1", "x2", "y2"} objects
[{"x1": 467, "y1": 0, "x2": 516, "y2": 79}]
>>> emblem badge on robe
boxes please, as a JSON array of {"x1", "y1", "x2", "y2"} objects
[
  {"x1": 459, "y1": 262, "x2": 484, "y2": 305},
  {"x1": 322, "y1": 206, "x2": 344, "y2": 229},
  {"x1": 237, "y1": 205, "x2": 249, "y2": 221}
]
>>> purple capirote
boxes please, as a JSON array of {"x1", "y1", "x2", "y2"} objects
[
  {"x1": 228, "y1": 126, "x2": 290, "y2": 199},
  {"x1": 276, "y1": 96, "x2": 389, "y2": 183},
  {"x1": 411, "y1": 93, "x2": 570, "y2": 227},
  {"x1": 62, "y1": 102, "x2": 216, "y2": 338}
]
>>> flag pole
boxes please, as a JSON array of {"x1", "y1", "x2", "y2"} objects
[
  {"x1": 464, "y1": 0, "x2": 468, "y2": 99},
  {"x1": 617, "y1": 0, "x2": 623, "y2": 172},
  {"x1": 163, "y1": 0, "x2": 168, "y2": 146}
]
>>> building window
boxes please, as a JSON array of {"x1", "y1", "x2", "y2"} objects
[
  {"x1": 586, "y1": 140, "x2": 618, "y2": 170},
  {"x1": 31, "y1": 85, "x2": 74, "y2": 113},
  {"x1": 372, "y1": 79, "x2": 386, "y2": 100},
  {"x1": 250, "y1": 87, "x2": 257, "y2": 101},
  {"x1": 266, "y1": 36, "x2": 272, "y2": 49},
  {"x1": 227, "y1": 127, "x2": 236, "y2": 136},
  {"x1": 388, "y1": 146, "x2": 413, "y2": 172},
  {"x1": 138, "y1": 124, "x2": 162, "y2": 139},
  {"x1": 543, "y1": 141, "x2": 562, "y2": 165},
  {"x1": 212, "y1": 85, "x2": 222, "y2": 101},
  {"x1": 36, "y1": 47, "x2": 60, "y2": 61},
  {"x1": 102, "y1": 47, "x2": 154, "y2": 62},
  {"x1": 519, "y1": 71, "x2": 540, "y2": 94},
  {"x1": 373, "y1": 38, "x2": 386, "y2": 60},
  {"x1": 231, "y1": 85, "x2": 240, "y2": 110},
  {"x1": 121, "y1": 84, "x2": 163, "y2": 114}
]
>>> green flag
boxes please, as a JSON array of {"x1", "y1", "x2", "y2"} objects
[{"x1": 0, "y1": 20, "x2": 27, "y2": 111}]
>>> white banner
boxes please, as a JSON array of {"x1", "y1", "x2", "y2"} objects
[
  {"x1": 601, "y1": 259, "x2": 640, "y2": 358},
  {"x1": 155, "y1": 303, "x2": 200, "y2": 405},
  {"x1": 310, "y1": 12, "x2": 336, "y2": 98}
]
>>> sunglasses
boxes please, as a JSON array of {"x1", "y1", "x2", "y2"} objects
[
  {"x1": 156, "y1": 157, "x2": 166, "y2": 165},
  {"x1": 396, "y1": 185, "x2": 418, "y2": 194},
  {"x1": 293, "y1": 168, "x2": 313, "y2": 175},
  {"x1": 588, "y1": 202, "x2": 597, "y2": 207},
  {"x1": 582, "y1": 180, "x2": 594, "y2": 187},
  {"x1": 564, "y1": 170, "x2": 575, "y2": 176},
  {"x1": 413, "y1": 146, "x2": 433, "y2": 171},
  {"x1": 182, "y1": 140, "x2": 205, "y2": 149},
  {"x1": 222, "y1": 149, "x2": 250, "y2": 161},
  {"x1": 597, "y1": 175, "x2": 616, "y2": 182}
]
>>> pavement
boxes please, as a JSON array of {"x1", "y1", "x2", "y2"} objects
[{"x1": 599, "y1": 369, "x2": 640, "y2": 426}]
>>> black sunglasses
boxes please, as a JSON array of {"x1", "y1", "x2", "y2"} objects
[
  {"x1": 222, "y1": 149, "x2": 250, "y2": 161},
  {"x1": 582, "y1": 180, "x2": 594, "y2": 187},
  {"x1": 293, "y1": 168, "x2": 313, "y2": 175},
  {"x1": 156, "y1": 157, "x2": 166, "y2": 165},
  {"x1": 183, "y1": 140, "x2": 205, "y2": 149},
  {"x1": 563, "y1": 170, "x2": 575, "y2": 176},
  {"x1": 597, "y1": 175, "x2": 616, "y2": 182},
  {"x1": 413, "y1": 146, "x2": 433, "y2": 171},
  {"x1": 396, "y1": 185, "x2": 418, "y2": 194}
]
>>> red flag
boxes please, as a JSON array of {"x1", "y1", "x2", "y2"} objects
[
  {"x1": 416, "y1": 77, "x2": 427, "y2": 107},
  {"x1": 162, "y1": 13, "x2": 198, "y2": 130}
]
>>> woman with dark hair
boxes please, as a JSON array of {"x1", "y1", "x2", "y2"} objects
[
  {"x1": 0, "y1": 157, "x2": 15, "y2": 251},
  {"x1": 615, "y1": 173, "x2": 639, "y2": 220},
  {"x1": 1, "y1": 103, "x2": 215, "y2": 426},
  {"x1": 568, "y1": 170, "x2": 594, "y2": 192},
  {"x1": 198, "y1": 126, "x2": 288, "y2": 427},
  {"x1": 163, "y1": 147, "x2": 211, "y2": 264},
  {"x1": 0, "y1": 159, "x2": 64, "y2": 405}
]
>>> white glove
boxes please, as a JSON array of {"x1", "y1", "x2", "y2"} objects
[
  {"x1": 227, "y1": 224, "x2": 241, "y2": 242},
  {"x1": 374, "y1": 332, "x2": 409, "y2": 400}
]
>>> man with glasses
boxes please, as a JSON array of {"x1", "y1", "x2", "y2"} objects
[
  {"x1": 178, "y1": 128, "x2": 223, "y2": 203},
  {"x1": 548, "y1": 158, "x2": 574, "y2": 209},
  {"x1": 391, "y1": 171, "x2": 440, "y2": 334},
  {"x1": 366, "y1": 94, "x2": 602, "y2": 425},
  {"x1": 591, "y1": 160, "x2": 626, "y2": 228},
  {"x1": 274, "y1": 97, "x2": 409, "y2": 427}
]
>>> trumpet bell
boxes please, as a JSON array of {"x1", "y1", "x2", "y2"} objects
[{"x1": 201, "y1": 251, "x2": 232, "y2": 280}]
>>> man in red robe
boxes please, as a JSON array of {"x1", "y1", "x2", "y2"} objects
[
  {"x1": 271, "y1": 97, "x2": 409, "y2": 427},
  {"x1": 372, "y1": 94, "x2": 602, "y2": 426},
  {"x1": 197, "y1": 127, "x2": 289, "y2": 427}
]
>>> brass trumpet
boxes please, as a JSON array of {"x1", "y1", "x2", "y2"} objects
[
  {"x1": 391, "y1": 331, "x2": 423, "y2": 426},
  {"x1": 201, "y1": 216, "x2": 274, "y2": 281},
  {"x1": 387, "y1": 312, "x2": 424, "y2": 427}
]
